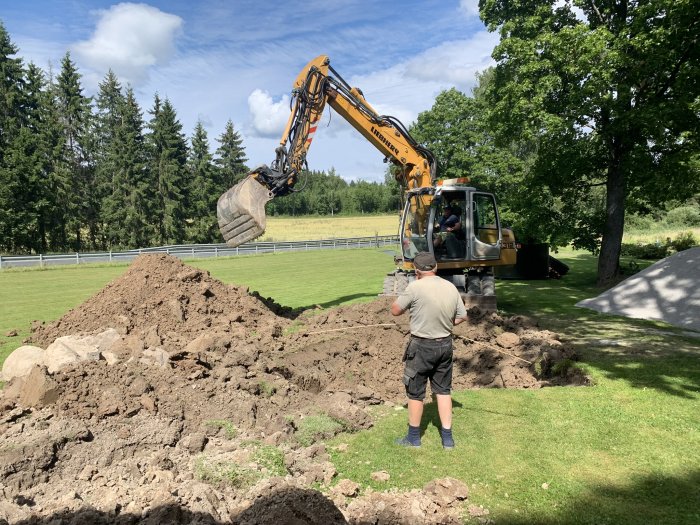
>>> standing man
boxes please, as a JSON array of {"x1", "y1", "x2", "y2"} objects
[{"x1": 390, "y1": 251, "x2": 467, "y2": 449}]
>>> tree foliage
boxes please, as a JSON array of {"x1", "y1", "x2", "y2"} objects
[
  {"x1": 186, "y1": 121, "x2": 220, "y2": 242},
  {"x1": 215, "y1": 120, "x2": 248, "y2": 187},
  {"x1": 147, "y1": 95, "x2": 189, "y2": 245},
  {"x1": 479, "y1": 0, "x2": 700, "y2": 283},
  {"x1": 101, "y1": 87, "x2": 152, "y2": 248}
]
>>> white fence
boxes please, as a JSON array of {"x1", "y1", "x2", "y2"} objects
[{"x1": 0, "y1": 235, "x2": 400, "y2": 269}]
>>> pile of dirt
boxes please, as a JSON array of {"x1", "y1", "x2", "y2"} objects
[
  {"x1": 0, "y1": 254, "x2": 582, "y2": 524},
  {"x1": 30, "y1": 253, "x2": 291, "y2": 351}
]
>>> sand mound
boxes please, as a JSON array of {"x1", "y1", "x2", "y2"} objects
[
  {"x1": 577, "y1": 247, "x2": 700, "y2": 331},
  {"x1": 0, "y1": 254, "x2": 581, "y2": 524}
]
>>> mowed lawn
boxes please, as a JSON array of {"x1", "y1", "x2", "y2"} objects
[{"x1": 0, "y1": 246, "x2": 698, "y2": 524}]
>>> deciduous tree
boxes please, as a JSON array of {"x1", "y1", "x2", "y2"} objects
[{"x1": 480, "y1": 0, "x2": 700, "y2": 284}]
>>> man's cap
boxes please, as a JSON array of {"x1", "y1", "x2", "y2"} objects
[{"x1": 414, "y1": 252, "x2": 437, "y2": 271}]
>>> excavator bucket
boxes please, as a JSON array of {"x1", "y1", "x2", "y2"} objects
[{"x1": 217, "y1": 175, "x2": 274, "y2": 247}]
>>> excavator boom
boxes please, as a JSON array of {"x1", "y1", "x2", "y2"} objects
[{"x1": 216, "y1": 55, "x2": 436, "y2": 247}]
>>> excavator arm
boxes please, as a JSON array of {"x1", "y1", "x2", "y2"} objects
[{"x1": 217, "y1": 55, "x2": 437, "y2": 247}]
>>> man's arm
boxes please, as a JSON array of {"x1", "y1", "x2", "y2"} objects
[
  {"x1": 391, "y1": 301, "x2": 406, "y2": 316},
  {"x1": 453, "y1": 293, "x2": 468, "y2": 325}
]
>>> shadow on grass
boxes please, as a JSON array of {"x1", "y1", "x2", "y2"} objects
[
  {"x1": 298, "y1": 292, "x2": 381, "y2": 311},
  {"x1": 576, "y1": 344, "x2": 700, "y2": 399},
  {"x1": 251, "y1": 292, "x2": 379, "y2": 320},
  {"x1": 495, "y1": 470, "x2": 700, "y2": 525},
  {"x1": 546, "y1": 310, "x2": 700, "y2": 399}
]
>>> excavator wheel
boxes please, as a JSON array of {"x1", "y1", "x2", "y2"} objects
[{"x1": 217, "y1": 175, "x2": 274, "y2": 247}]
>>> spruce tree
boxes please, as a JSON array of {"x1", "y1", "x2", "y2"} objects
[
  {"x1": 214, "y1": 119, "x2": 248, "y2": 189},
  {"x1": 102, "y1": 87, "x2": 151, "y2": 248},
  {"x1": 15, "y1": 63, "x2": 61, "y2": 253},
  {"x1": 0, "y1": 22, "x2": 26, "y2": 252},
  {"x1": 147, "y1": 95, "x2": 188, "y2": 245},
  {"x1": 186, "y1": 121, "x2": 218, "y2": 242},
  {"x1": 94, "y1": 70, "x2": 124, "y2": 247},
  {"x1": 55, "y1": 52, "x2": 95, "y2": 250}
]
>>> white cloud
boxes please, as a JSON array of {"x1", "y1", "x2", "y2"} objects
[
  {"x1": 402, "y1": 32, "x2": 499, "y2": 88},
  {"x1": 346, "y1": 32, "x2": 498, "y2": 123},
  {"x1": 72, "y1": 2, "x2": 182, "y2": 86},
  {"x1": 459, "y1": 0, "x2": 481, "y2": 17},
  {"x1": 247, "y1": 89, "x2": 291, "y2": 138}
]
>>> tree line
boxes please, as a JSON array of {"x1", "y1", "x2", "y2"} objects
[{"x1": 0, "y1": 23, "x2": 402, "y2": 255}]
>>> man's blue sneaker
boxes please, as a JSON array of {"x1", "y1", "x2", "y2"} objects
[
  {"x1": 395, "y1": 436, "x2": 421, "y2": 447},
  {"x1": 440, "y1": 428, "x2": 455, "y2": 449}
]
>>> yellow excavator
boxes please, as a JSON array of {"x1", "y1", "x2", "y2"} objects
[{"x1": 217, "y1": 55, "x2": 516, "y2": 308}]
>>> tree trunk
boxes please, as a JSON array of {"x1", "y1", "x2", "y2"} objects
[{"x1": 597, "y1": 147, "x2": 626, "y2": 286}]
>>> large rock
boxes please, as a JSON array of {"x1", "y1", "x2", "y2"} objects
[
  {"x1": 1, "y1": 345, "x2": 44, "y2": 381},
  {"x1": 43, "y1": 329, "x2": 121, "y2": 373},
  {"x1": 74, "y1": 327, "x2": 121, "y2": 352},
  {"x1": 43, "y1": 341, "x2": 81, "y2": 373}
]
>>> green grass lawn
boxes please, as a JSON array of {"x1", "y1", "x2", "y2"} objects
[
  {"x1": 330, "y1": 247, "x2": 700, "y2": 524},
  {"x1": 0, "y1": 264, "x2": 127, "y2": 363},
  {"x1": 1, "y1": 246, "x2": 698, "y2": 524}
]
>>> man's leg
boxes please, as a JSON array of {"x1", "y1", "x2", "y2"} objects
[
  {"x1": 408, "y1": 399, "x2": 424, "y2": 427},
  {"x1": 436, "y1": 395, "x2": 454, "y2": 449},
  {"x1": 435, "y1": 394, "x2": 452, "y2": 429},
  {"x1": 396, "y1": 398, "x2": 424, "y2": 447},
  {"x1": 432, "y1": 343, "x2": 454, "y2": 449}
]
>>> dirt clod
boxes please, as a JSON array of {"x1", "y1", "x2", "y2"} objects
[{"x1": 0, "y1": 254, "x2": 582, "y2": 524}]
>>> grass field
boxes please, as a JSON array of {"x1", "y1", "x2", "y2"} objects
[
  {"x1": 0, "y1": 244, "x2": 698, "y2": 524},
  {"x1": 249, "y1": 212, "x2": 700, "y2": 246},
  {"x1": 623, "y1": 226, "x2": 700, "y2": 245},
  {"x1": 259, "y1": 214, "x2": 400, "y2": 241},
  {"x1": 0, "y1": 249, "x2": 397, "y2": 363}
]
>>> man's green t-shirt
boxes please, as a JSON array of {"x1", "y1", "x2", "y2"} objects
[{"x1": 395, "y1": 276, "x2": 467, "y2": 338}]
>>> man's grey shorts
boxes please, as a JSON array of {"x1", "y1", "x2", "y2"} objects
[{"x1": 402, "y1": 336, "x2": 453, "y2": 400}]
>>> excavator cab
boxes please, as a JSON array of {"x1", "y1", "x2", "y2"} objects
[{"x1": 399, "y1": 183, "x2": 508, "y2": 268}]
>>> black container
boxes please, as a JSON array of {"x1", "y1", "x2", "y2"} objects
[{"x1": 495, "y1": 243, "x2": 550, "y2": 280}]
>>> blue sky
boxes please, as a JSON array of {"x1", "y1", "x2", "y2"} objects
[{"x1": 3, "y1": 0, "x2": 498, "y2": 182}]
